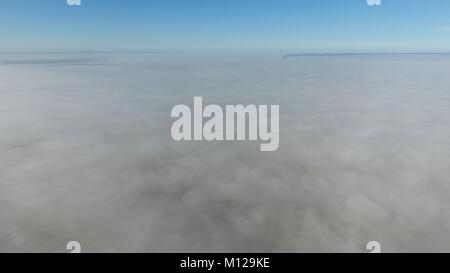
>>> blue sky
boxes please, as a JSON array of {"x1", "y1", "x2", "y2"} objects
[{"x1": 1, "y1": 0, "x2": 450, "y2": 52}]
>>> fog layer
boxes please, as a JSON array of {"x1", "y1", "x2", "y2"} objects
[{"x1": 1, "y1": 53, "x2": 450, "y2": 252}]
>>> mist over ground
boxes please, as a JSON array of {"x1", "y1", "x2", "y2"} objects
[{"x1": 1, "y1": 53, "x2": 449, "y2": 252}]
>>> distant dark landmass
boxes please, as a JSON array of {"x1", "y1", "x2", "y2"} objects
[
  {"x1": 0, "y1": 58, "x2": 109, "y2": 66},
  {"x1": 283, "y1": 52, "x2": 450, "y2": 58}
]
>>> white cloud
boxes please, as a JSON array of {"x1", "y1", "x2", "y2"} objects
[{"x1": 1, "y1": 53, "x2": 450, "y2": 252}]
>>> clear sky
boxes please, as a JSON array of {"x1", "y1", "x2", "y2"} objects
[{"x1": 2, "y1": 0, "x2": 450, "y2": 52}]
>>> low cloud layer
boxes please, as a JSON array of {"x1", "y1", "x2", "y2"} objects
[{"x1": 1, "y1": 53, "x2": 450, "y2": 252}]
